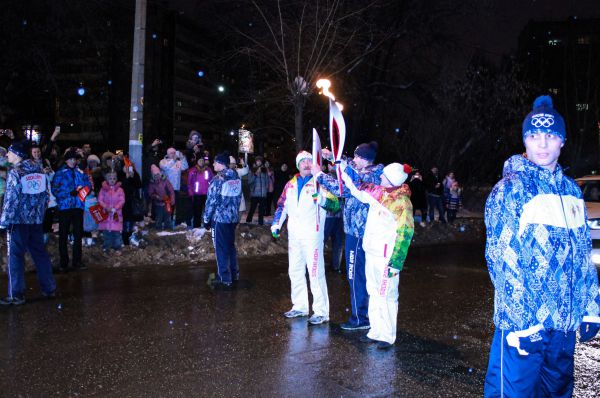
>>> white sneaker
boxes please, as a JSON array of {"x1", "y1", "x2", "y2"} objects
[
  {"x1": 284, "y1": 309, "x2": 309, "y2": 318},
  {"x1": 308, "y1": 315, "x2": 329, "y2": 325}
]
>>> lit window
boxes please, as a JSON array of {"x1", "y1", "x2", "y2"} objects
[
  {"x1": 577, "y1": 36, "x2": 590, "y2": 45},
  {"x1": 548, "y1": 88, "x2": 559, "y2": 95},
  {"x1": 548, "y1": 39, "x2": 561, "y2": 46},
  {"x1": 576, "y1": 103, "x2": 589, "y2": 111}
]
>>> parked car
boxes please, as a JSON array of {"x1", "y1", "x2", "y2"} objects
[{"x1": 576, "y1": 175, "x2": 600, "y2": 266}]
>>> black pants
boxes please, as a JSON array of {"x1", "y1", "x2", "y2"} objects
[
  {"x1": 246, "y1": 197, "x2": 266, "y2": 225},
  {"x1": 265, "y1": 192, "x2": 274, "y2": 216},
  {"x1": 192, "y1": 195, "x2": 207, "y2": 228},
  {"x1": 58, "y1": 208, "x2": 84, "y2": 269},
  {"x1": 175, "y1": 191, "x2": 192, "y2": 226}
]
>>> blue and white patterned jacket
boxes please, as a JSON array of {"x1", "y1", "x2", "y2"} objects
[
  {"x1": 203, "y1": 168, "x2": 242, "y2": 225},
  {"x1": 485, "y1": 154, "x2": 600, "y2": 332},
  {"x1": 0, "y1": 160, "x2": 49, "y2": 226},
  {"x1": 317, "y1": 163, "x2": 383, "y2": 237},
  {"x1": 52, "y1": 164, "x2": 92, "y2": 211}
]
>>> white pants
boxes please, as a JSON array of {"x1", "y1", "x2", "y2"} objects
[
  {"x1": 365, "y1": 253, "x2": 400, "y2": 344},
  {"x1": 288, "y1": 238, "x2": 329, "y2": 317}
]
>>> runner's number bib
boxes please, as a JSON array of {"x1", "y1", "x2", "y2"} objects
[{"x1": 21, "y1": 173, "x2": 47, "y2": 195}]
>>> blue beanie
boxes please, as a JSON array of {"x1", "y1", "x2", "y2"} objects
[
  {"x1": 214, "y1": 151, "x2": 230, "y2": 166},
  {"x1": 354, "y1": 141, "x2": 378, "y2": 162},
  {"x1": 8, "y1": 141, "x2": 29, "y2": 159},
  {"x1": 522, "y1": 95, "x2": 566, "y2": 141}
]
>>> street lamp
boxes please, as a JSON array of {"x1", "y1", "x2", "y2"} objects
[{"x1": 218, "y1": 85, "x2": 225, "y2": 93}]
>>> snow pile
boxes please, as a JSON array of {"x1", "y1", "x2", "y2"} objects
[{"x1": 574, "y1": 338, "x2": 600, "y2": 397}]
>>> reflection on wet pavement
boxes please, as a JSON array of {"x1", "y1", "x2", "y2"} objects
[{"x1": 0, "y1": 243, "x2": 597, "y2": 397}]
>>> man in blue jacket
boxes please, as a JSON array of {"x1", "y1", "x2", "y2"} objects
[
  {"x1": 317, "y1": 141, "x2": 383, "y2": 330},
  {"x1": 0, "y1": 141, "x2": 56, "y2": 305},
  {"x1": 52, "y1": 149, "x2": 92, "y2": 272},
  {"x1": 203, "y1": 152, "x2": 242, "y2": 289},
  {"x1": 484, "y1": 95, "x2": 600, "y2": 397}
]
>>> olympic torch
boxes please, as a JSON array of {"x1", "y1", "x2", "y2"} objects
[
  {"x1": 316, "y1": 79, "x2": 346, "y2": 195},
  {"x1": 312, "y1": 128, "x2": 322, "y2": 232}
]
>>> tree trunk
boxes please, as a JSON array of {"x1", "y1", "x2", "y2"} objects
[{"x1": 294, "y1": 95, "x2": 305, "y2": 151}]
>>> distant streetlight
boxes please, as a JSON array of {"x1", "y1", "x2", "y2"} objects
[
  {"x1": 218, "y1": 85, "x2": 225, "y2": 93},
  {"x1": 197, "y1": 70, "x2": 205, "y2": 77},
  {"x1": 77, "y1": 87, "x2": 86, "y2": 96}
]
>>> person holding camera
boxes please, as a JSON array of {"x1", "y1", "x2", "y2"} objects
[
  {"x1": 159, "y1": 147, "x2": 189, "y2": 228},
  {"x1": 245, "y1": 157, "x2": 269, "y2": 225}
]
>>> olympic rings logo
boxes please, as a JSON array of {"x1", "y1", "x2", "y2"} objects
[
  {"x1": 27, "y1": 180, "x2": 40, "y2": 190},
  {"x1": 531, "y1": 114, "x2": 555, "y2": 128}
]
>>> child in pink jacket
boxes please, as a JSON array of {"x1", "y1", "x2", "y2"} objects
[{"x1": 98, "y1": 171, "x2": 125, "y2": 251}]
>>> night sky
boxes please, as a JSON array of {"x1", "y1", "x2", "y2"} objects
[{"x1": 170, "y1": 0, "x2": 600, "y2": 62}]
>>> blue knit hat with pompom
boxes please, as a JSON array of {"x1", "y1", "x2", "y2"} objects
[{"x1": 522, "y1": 95, "x2": 566, "y2": 141}]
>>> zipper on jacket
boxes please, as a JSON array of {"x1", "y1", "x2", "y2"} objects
[{"x1": 555, "y1": 175, "x2": 575, "y2": 331}]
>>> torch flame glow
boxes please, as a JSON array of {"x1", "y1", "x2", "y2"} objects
[
  {"x1": 316, "y1": 79, "x2": 335, "y2": 101},
  {"x1": 316, "y1": 79, "x2": 343, "y2": 110}
]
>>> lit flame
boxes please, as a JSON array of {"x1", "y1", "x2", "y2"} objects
[
  {"x1": 316, "y1": 79, "x2": 343, "y2": 110},
  {"x1": 316, "y1": 79, "x2": 335, "y2": 100}
]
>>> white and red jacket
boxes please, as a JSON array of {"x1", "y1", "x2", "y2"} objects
[{"x1": 272, "y1": 174, "x2": 339, "y2": 240}]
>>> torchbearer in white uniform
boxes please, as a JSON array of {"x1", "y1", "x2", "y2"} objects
[{"x1": 271, "y1": 151, "x2": 340, "y2": 325}]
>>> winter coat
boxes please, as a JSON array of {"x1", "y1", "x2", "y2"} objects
[
  {"x1": 408, "y1": 177, "x2": 427, "y2": 210},
  {"x1": 342, "y1": 171, "x2": 414, "y2": 271},
  {"x1": 272, "y1": 174, "x2": 340, "y2": 240},
  {"x1": 120, "y1": 171, "x2": 143, "y2": 221},
  {"x1": 424, "y1": 172, "x2": 444, "y2": 196},
  {"x1": 249, "y1": 170, "x2": 269, "y2": 198},
  {"x1": 51, "y1": 164, "x2": 92, "y2": 211},
  {"x1": 317, "y1": 163, "x2": 384, "y2": 237},
  {"x1": 143, "y1": 145, "x2": 164, "y2": 186},
  {"x1": 188, "y1": 166, "x2": 213, "y2": 196},
  {"x1": 203, "y1": 168, "x2": 242, "y2": 225},
  {"x1": 98, "y1": 181, "x2": 125, "y2": 232},
  {"x1": 159, "y1": 156, "x2": 189, "y2": 191},
  {"x1": 445, "y1": 188, "x2": 462, "y2": 210},
  {"x1": 148, "y1": 174, "x2": 175, "y2": 207},
  {"x1": 485, "y1": 154, "x2": 600, "y2": 332},
  {"x1": 0, "y1": 159, "x2": 49, "y2": 226}
]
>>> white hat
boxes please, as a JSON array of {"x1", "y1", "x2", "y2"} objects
[
  {"x1": 87, "y1": 154, "x2": 100, "y2": 165},
  {"x1": 295, "y1": 151, "x2": 312, "y2": 169},
  {"x1": 382, "y1": 163, "x2": 411, "y2": 187}
]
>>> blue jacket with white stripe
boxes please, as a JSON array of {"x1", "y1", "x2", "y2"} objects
[
  {"x1": 485, "y1": 154, "x2": 600, "y2": 332},
  {"x1": 203, "y1": 168, "x2": 242, "y2": 225},
  {"x1": 0, "y1": 160, "x2": 49, "y2": 226},
  {"x1": 317, "y1": 163, "x2": 383, "y2": 237}
]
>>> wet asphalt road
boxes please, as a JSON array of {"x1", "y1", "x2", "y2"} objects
[{"x1": 0, "y1": 243, "x2": 596, "y2": 397}]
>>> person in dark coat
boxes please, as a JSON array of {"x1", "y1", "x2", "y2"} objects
[
  {"x1": 424, "y1": 166, "x2": 446, "y2": 223},
  {"x1": 120, "y1": 165, "x2": 143, "y2": 245},
  {"x1": 408, "y1": 171, "x2": 427, "y2": 226},
  {"x1": 273, "y1": 163, "x2": 291, "y2": 205}
]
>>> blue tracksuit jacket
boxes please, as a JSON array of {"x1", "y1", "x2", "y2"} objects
[
  {"x1": 203, "y1": 168, "x2": 242, "y2": 225},
  {"x1": 485, "y1": 154, "x2": 600, "y2": 332},
  {"x1": 317, "y1": 163, "x2": 383, "y2": 237},
  {"x1": 0, "y1": 160, "x2": 49, "y2": 227},
  {"x1": 51, "y1": 165, "x2": 92, "y2": 211}
]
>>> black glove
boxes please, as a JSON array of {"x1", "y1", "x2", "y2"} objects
[
  {"x1": 203, "y1": 222, "x2": 211, "y2": 230},
  {"x1": 69, "y1": 189, "x2": 79, "y2": 197}
]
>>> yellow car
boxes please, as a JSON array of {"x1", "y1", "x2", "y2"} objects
[{"x1": 576, "y1": 175, "x2": 600, "y2": 266}]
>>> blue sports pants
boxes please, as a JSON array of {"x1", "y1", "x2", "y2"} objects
[
  {"x1": 484, "y1": 328, "x2": 576, "y2": 398},
  {"x1": 7, "y1": 224, "x2": 56, "y2": 298},
  {"x1": 212, "y1": 222, "x2": 238, "y2": 284},
  {"x1": 345, "y1": 234, "x2": 369, "y2": 326}
]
